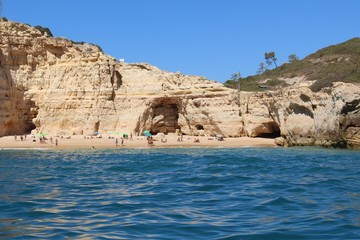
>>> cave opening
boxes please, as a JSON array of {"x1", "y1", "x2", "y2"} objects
[
  {"x1": 95, "y1": 121, "x2": 100, "y2": 132},
  {"x1": 111, "y1": 70, "x2": 122, "y2": 89},
  {"x1": 257, "y1": 122, "x2": 281, "y2": 138},
  {"x1": 195, "y1": 124, "x2": 204, "y2": 130},
  {"x1": 150, "y1": 103, "x2": 180, "y2": 135},
  {"x1": 25, "y1": 122, "x2": 36, "y2": 134}
]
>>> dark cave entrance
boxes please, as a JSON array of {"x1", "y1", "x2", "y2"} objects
[
  {"x1": 95, "y1": 121, "x2": 100, "y2": 132},
  {"x1": 195, "y1": 124, "x2": 204, "y2": 130},
  {"x1": 150, "y1": 103, "x2": 180, "y2": 135},
  {"x1": 257, "y1": 122, "x2": 281, "y2": 138}
]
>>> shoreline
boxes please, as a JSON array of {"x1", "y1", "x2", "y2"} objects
[{"x1": 0, "y1": 135, "x2": 277, "y2": 150}]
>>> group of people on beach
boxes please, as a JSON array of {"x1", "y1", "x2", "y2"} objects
[
  {"x1": 14, "y1": 135, "x2": 27, "y2": 141},
  {"x1": 113, "y1": 134, "x2": 157, "y2": 147},
  {"x1": 115, "y1": 138, "x2": 125, "y2": 147},
  {"x1": 14, "y1": 134, "x2": 59, "y2": 146},
  {"x1": 5, "y1": 130, "x2": 236, "y2": 150}
]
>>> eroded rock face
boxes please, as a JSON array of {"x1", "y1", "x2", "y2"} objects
[
  {"x1": 1, "y1": 19, "x2": 359, "y2": 148},
  {"x1": 240, "y1": 83, "x2": 360, "y2": 148},
  {"x1": 0, "y1": 19, "x2": 243, "y2": 137}
]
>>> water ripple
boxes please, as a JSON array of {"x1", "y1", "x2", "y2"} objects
[{"x1": 1, "y1": 148, "x2": 360, "y2": 239}]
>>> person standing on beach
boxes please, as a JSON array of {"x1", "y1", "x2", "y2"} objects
[
  {"x1": 121, "y1": 137, "x2": 124, "y2": 146},
  {"x1": 55, "y1": 139, "x2": 58, "y2": 146},
  {"x1": 115, "y1": 138, "x2": 119, "y2": 147}
]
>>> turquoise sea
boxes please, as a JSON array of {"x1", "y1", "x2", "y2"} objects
[{"x1": 1, "y1": 147, "x2": 360, "y2": 239}]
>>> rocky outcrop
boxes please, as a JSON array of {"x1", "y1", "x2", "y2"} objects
[
  {"x1": 0, "y1": 19, "x2": 242, "y2": 138},
  {"x1": 240, "y1": 83, "x2": 360, "y2": 148},
  {"x1": 1, "y1": 19, "x2": 359, "y2": 148}
]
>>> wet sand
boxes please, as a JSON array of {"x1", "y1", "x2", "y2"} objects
[{"x1": 0, "y1": 134, "x2": 276, "y2": 150}]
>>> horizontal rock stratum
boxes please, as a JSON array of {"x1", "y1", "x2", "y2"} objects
[
  {"x1": 240, "y1": 83, "x2": 360, "y2": 148},
  {"x1": 0, "y1": 19, "x2": 359, "y2": 148},
  {"x1": 0, "y1": 19, "x2": 243, "y2": 138}
]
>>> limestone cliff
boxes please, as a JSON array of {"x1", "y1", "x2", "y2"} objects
[
  {"x1": 0, "y1": 19, "x2": 242, "y2": 138},
  {"x1": 1, "y1": 19, "x2": 359, "y2": 148},
  {"x1": 240, "y1": 83, "x2": 360, "y2": 148}
]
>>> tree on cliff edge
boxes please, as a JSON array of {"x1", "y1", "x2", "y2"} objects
[
  {"x1": 256, "y1": 62, "x2": 267, "y2": 75},
  {"x1": 231, "y1": 71, "x2": 241, "y2": 90},
  {"x1": 288, "y1": 54, "x2": 299, "y2": 63},
  {"x1": 224, "y1": 71, "x2": 242, "y2": 89},
  {"x1": 265, "y1": 52, "x2": 278, "y2": 67}
]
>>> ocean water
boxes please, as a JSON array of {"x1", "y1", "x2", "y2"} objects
[{"x1": 0, "y1": 147, "x2": 360, "y2": 240}]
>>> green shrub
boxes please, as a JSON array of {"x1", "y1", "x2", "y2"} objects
[{"x1": 248, "y1": 38, "x2": 360, "y2": 91}]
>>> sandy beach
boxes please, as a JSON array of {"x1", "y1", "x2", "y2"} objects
[{"x1": 0, "y1": 134, "x2": 276, "y2": 150}]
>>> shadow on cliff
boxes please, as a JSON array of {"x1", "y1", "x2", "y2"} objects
[
  {"x1": 0, "y1": 51, "x2": 37, "y2": 137},
  {"x1": 134, "y1": 97, "x2": 182, "y2": 135}
]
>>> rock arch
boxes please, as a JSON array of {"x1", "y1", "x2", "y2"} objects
[
  {"x1": 135, "y1": 97, "x2": 182, "y2": 135},
  {"x1": 256, "y1": 121, "x2": 281, "y2": 138},
  {"x1": 245, "y1": 120, "x2": 281, "y2": 138},
  {"x1": 151, "y1": 103, "x2": 180, "y2": 134}
]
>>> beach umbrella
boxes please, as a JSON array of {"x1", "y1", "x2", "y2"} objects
[
  {"x1": 94, "y1": 132, "x2": 100, "y2": 135},
  {"x1": 114, "y1": 131, "x2": 119, "y2": 135},
  {"x1": 143, "y1": 130, "x2": 152, "y2": 137}
]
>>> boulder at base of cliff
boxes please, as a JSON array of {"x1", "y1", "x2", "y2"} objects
[{"x1": 275, "y1": 137, "x2": 287, "y2": 147}]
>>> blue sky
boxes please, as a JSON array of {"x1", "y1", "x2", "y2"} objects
[{"x1": 2, "y1": 0, "x2": 360, "y2": 82}]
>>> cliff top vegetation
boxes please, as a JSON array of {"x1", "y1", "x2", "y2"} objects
[{"x1": 225, "y1": 38, "x2": 360, "y2": 92}]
